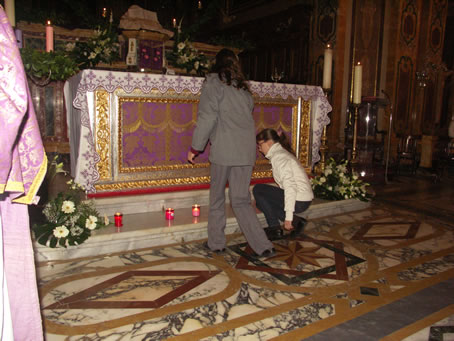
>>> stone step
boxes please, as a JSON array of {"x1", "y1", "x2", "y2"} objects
[{"x1": 33, "y1": 198, "x2": 370, "y2": 263}]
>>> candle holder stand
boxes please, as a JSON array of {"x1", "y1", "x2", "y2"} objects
[
  {"x1": 351, "y1": 104, "x2": 360, "y2": 164},
  {"x1": 317, "y1": 88, "x2": 331, "y2": 174}
]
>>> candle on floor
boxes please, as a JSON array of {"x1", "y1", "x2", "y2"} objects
[
  {"x1": 353, "y1": 62, "x2": 362, "y2": 104},
  {"x1": 114, "y1": 212, "x2": 123, "y2": 227},
  {"x1": 5, "y1": 0, "x2": 16, "y2": 27},
  {"x1": 322, "y1": 44, "x2": 332, "y2": 89},
  {"x1": 165, "y1": 208, "x2": 175, "y2": 220},
  {"x1": 192, "y1": 204, "x2": 200, "y2": 217},
  {"x1": 45, "y1": 20, "x2": 54, "y2": 52}
]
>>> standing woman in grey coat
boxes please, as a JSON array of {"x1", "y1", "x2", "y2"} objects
[{"x1": 188, "y1": 48, "x2": 275, "y2": 258}]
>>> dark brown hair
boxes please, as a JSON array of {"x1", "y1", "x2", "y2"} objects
[
  {"x1": 256, "y1": 128, "x2": 294, "y2": 154},
  {"x1": 211, "y1": 48, "x2": 250, "y2": 92}
]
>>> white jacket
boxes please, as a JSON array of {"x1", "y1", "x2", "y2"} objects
[{"x1": 265, "y1": 143, "x2": 314, "y2": 221}]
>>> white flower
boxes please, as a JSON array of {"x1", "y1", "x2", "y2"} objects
[
  {"x1": 62, "y1": 201, "x2": 75, "y2": 214},
  {"x1": 324, "y1": 168, "x2": 332, "y2": 175},
  {"x1": 65, "y1": 42, "x2": 75, "y2": 52},
  {"x1": 194, "y1": 61, "x2": 200, "y2": 70},
  {"x1": 70, "y1": 226, "x2": 84, "y2": 236},
  {"x1": 319, "y1": 177, "x2": 326, "y2": 183},
  {"x1": 104, "y1": 215, "x2": 110, "y2": 226},
  {"x1": 85, "y1": 215, "x2": 98, "y2": 230},
  {"x1": 177, "y1": 42, "x2": 185, "y2": 51},
  {"x1": 53, "y1": 225, "x2": 69, "y2": 238}
]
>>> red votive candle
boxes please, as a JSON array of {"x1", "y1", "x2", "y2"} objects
[
  {"x1": 192, "y1": 204, "x2": 200, "y2": 217},
  {"x1": 165, "y1": 208, "x2": 174, "y2": 220},
  {"x1": 114, "y1": 212, "x2": 123, "y2": 227}
]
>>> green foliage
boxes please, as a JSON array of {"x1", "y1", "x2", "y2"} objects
[
  {"x1": 20, "y1": 48, "x2": 79, "y2": 81},
  {"x1": 311, "y1": 158, "x2": 372, "y2": 202},
  {"x1": 32, "y1": 159, "x2": 109, "y2": 248},
  {"x1": 20, "y1": 19, "x2": 120, "y2": 81},
  {"x1": 166, "y1": 30, "x2": 210, "y2": 76},
  {"x1": 68, "y1": 24, "x2": 120, "y2": 69}
]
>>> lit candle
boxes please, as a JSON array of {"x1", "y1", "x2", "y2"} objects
[
  {"x1": 5, "y1": 0, "x2": 16, "y2": 27},
  {"x1": 198, "y1": 1, "x2": 202, "y2": 9},
  {"x1": 192, "y1": 204, "x2": 200, "y2": 217},
  {"x1": 102, "y1": 7, "x2": 107, "y2": 18},
  {"x1": 45, "y1": 20, "x2": 54, "y2": 52},
  {"x1": 322, "y1": 44, "x2": 333, "y2": 89},
  {"x1": 114, "y1": 212, "x2": 123, "y2": 227},
  {"x1": 172, "y1": 18, "x2": 177, "y2": 28},
  {"x1": 353, "y1": 62, "x2": 362, "y2": 104},
  {"x1": 165, "y1": 208, "x2": 175, "y2": 220}
]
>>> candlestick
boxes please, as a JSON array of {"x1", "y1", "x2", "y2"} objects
[
  {"x1": 353, "y1": 62, "x2": 362, "y2": 104},
  {"x1": 114, "y1": 212, "x2": 123, "y2": 227},
  {"x1": 351, "y1": 104, "x2": 360, "y2": 163},
  {"x1": 45, "y1": 20, "x2": 54, "y2": 52},
  {"x1": 322, "y1": 44, "x2": 333, "y2": 89},
  {"x1": 5, "y1": 0, "x2": 16, "y2": 27},
  {"x1": 172, "y1": 18, "x2": 177, "y2": 28},
  {"x1": 192, "y1": 204, "x2": 200, "y2": 217},
  {"x1": 165, "y1": 208, "x2": 175, "y2": 220}
]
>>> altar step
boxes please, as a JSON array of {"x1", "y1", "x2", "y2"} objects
[{"x1": 33, "y1": 190, "x2": 370, "y2": 262}]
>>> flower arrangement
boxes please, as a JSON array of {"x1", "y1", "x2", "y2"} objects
[
  {"x1": 20, "y1": 20, "x2": 120, "y2": 81},
  {"x1": 33, "y1": 179, "x2": 109, "y2": 248},
  {"x1": 33, "y1": 156, "x2": 109, "y2": 248},
  {"x1": 67, "y1": 24, "x2": 120, "y2": 69},
  {"x1": 311, "y1": 158, "x2": 372, "y2": 202},
  {"x1": 166, "y1": 28, "x2": 210, "y2": 76}
]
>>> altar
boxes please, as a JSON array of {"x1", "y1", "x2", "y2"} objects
[{"x1": 64, "y1": 70, "x2": 331, "y2": 195}]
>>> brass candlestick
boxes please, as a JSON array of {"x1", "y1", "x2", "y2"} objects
[
  {"x1": 317, "y1": 88, "x2": 331, "y2": 174},
  {"x1": 351, "y1": 104, "x2": 360, "y2": 164}
]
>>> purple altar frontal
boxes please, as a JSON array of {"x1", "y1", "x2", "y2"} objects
[{"x1": 64, "y1": 70, "x2": 331, "y2": 194}]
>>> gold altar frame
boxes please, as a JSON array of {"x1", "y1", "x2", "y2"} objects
[{"x1": 93, "y1": 88, "x2": 311, "y2": 192}]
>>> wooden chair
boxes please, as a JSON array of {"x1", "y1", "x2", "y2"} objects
[{"x1": 396, "y1": 135, "x2": 420, "y2": 175}]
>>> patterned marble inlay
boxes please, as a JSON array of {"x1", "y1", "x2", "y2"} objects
[
  {"x1": 44, "y1": 270, "x2": 221, "y2": 309},
  {"x1": 231, "y1": 235, "x2": 365, "y2": 285},
  {"x1": 351, "y1": 221, "x2": 420, "y2": 240}
]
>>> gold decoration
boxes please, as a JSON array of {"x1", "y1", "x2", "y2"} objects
[
  {"x1": 95, "y1": 90, "x2": 111, "y2": 180},
  {"x1": 92, "y1": 87, "x2": 312, "y2": 192}
]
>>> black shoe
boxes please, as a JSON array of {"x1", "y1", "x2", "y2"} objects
[
  {"x1": 203, "y1": 241, "x2": 226, "y2": 254},
  {"x1": 264, "y1": 226, "x2": 283, "y2": 239},
  {"x1": 289, "y1": 216, "x2": 307, "y2": 238},
  {"x1": 258, "y1": 248, "x2": 276, "y2": 258}
]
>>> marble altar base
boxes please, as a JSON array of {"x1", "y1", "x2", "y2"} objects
[{"x1": 33, "y1": 190, "x2": 370, "y2": 262}]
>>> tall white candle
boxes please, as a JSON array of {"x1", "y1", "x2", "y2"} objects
[
  {"x1": 322, "y1": 44, "x2": 333, "y2": 89},
  {"x1": 5, "y1": 0, "x2": 16, "y2": 27},
  {"x1": 353, "y1": 62, "x2": 362, "y2": 104},
  {"x1": 45, "y1": 20, "x2": 54, "y2": 52}
]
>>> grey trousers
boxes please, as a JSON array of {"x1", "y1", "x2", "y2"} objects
[{"x1": 207, "y1": 163, "x2": 273, "y2": 255}]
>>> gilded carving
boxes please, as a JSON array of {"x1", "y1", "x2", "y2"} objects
[
  {"x1": 98, "y1": 89, "x2": 312, "y2": 192},
  {"x1": 94, "y1": 90, "x2": 111, "y2": 180}
]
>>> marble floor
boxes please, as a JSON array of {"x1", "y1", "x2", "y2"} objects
[{"x1": 35, "y1": 173, "x2": 454, "y2": 340}]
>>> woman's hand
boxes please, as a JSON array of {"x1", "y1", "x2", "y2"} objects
[
  {"x1": 284, "y1": 220, "x2": 293, "y2": 231},
  {"x1": 187, "y1": 150, "x2": 196, "y2": 164}
]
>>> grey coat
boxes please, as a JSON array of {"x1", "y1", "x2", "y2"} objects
[{"x1": 191, "y1": 73, "x2": 257, "y2": 166}]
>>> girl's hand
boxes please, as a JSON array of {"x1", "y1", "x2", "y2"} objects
[{"x1": 284, "y1": 220, "x2": 293, "y2": 231}]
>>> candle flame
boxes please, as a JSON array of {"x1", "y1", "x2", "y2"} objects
[
  {"x1": 46, "y1": 20, "x2": 51, "y2": 25},
  {"x1": 357, "y1": 61, "x2": 361, "y2": 65},
  {"x1": 327, "y1": 44, "x2": 331, "y2": 48}
]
